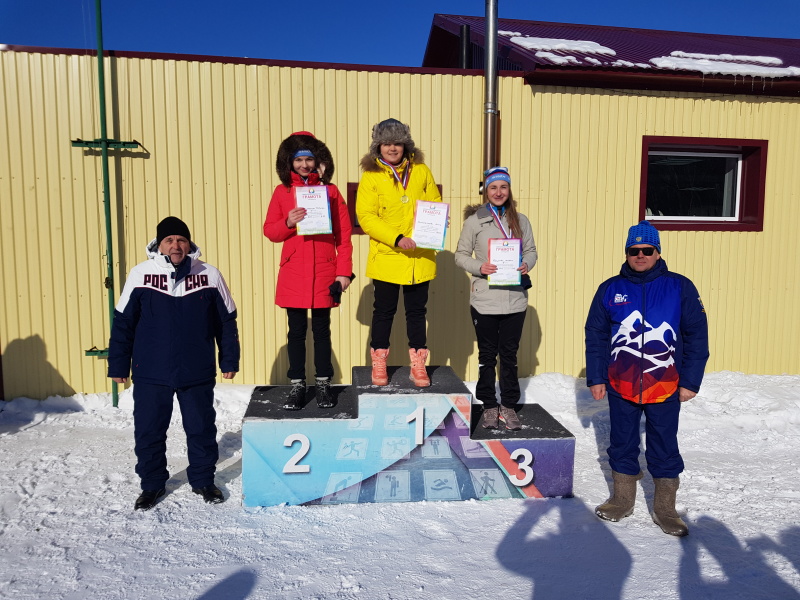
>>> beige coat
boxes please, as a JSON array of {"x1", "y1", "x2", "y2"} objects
[{"x1": 454, "y1": 204, "x2": 537, "y2": 315}]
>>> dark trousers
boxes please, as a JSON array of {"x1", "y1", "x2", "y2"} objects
[
  {"x1": 471, "y1": 307, "x2": 526, "y2": 408},
  {"x1": 607, "y1": 393, "x2": 684, "y2": 478},
  {"x1": 286, "y1": 307, "x2": 333, "y2": 380},
  {"x1": 132, "y1": 380, "x2": 218, "y2": 490},
  {"x1": 371, "y1": 280, "x2": 429, "y2": 350}
]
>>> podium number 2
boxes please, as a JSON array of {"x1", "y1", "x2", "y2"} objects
[
  {"x1": 508, "y1": 448, "x2": 535, "y2": 486},
  {"x1": 283, "y1": 434, "x2": 311, "y2": 473}
]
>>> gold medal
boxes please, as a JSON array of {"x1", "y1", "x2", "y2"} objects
[{"x1": 401, "y1": 195, "x2": 409, "y2": 204}]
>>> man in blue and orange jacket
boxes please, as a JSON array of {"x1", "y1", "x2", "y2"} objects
[
  {"x1": 585, "y1": 220, "x2": 708, "y2": 536},
  {"x1": 108, "y1": 217, "x2": 240, "y2": 511}
]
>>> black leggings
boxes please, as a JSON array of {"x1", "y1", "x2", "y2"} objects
[
  {"x1": 286, "y1": 307, "x2": 333, "y2": 380},
  {"x1": 370, "y1": 280, "x2": 429, "y2": 350},
  {"x1": 471, "y1": 306, "x2": 526, "y2": 408}
]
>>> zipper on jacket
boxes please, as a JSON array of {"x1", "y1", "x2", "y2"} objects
[{"x1": 639, "y1": 282, "x2": 646, "y2": 404}]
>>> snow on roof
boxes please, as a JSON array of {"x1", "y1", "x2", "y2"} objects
[
  {"x1": 508, "y1": 36, "x2": 616, "y2": 56},
  {"x1": 431, "y1": 15, "x2": 800, "y2": 80},
  {"x1": 669, "y1": 51, "x2": 783, "y2": 65},
  {"x1": 652, "y1": 55, "x2": 800, "y2": 77},
  {"x1": 534, "y1": 51, "x2": 582, "y2": 66}
]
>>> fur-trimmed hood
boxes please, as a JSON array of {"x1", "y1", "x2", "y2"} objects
[
  {"x1": 462, "y1": 203, "x2": 488, "y2": 220},
  {"x1": 360, "y1": 118, "x2": 425, "y2": 172},
  {"x1": 276, "y1": 132, "x2": 335, "y2": 186}
]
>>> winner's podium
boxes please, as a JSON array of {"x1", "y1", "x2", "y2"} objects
[{"x1": 242, "y1": 366, "x2": 574, "y2": 507}]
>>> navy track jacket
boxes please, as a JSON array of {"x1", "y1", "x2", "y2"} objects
[
  {"x1": 585, "y1": 259, "x2": 709, "y2": 404},
  {"x1": 108, "y1": 240, "x2": 240, "y2": 387}
]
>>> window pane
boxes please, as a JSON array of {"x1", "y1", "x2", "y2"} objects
[{"x1": 646, "y1": 153, "x2": 740, "y2": 219}]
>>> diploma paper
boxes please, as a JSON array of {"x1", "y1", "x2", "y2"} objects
[
  {"x1": 295, "y1": 186, "x2": 333, "y2": 235},
  {"x1": 487, "y1": 238, "x2": 522, "y2": 286},
  {"x1": 411, "y1": 201, "x2": 449, "y2": 250}
]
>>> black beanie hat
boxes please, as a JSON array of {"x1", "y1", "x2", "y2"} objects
[{"x1": 156, "y1": 216, "x2": 191, "y2": 246}]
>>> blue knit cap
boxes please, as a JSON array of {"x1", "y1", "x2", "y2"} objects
[
  {"x1": 293, "y1": 149, "x2": 314, "y2": 159},
  {"x1": 625, "y1": 220, "x2": 661, "y2": 253},
  {"x1": 484, "y1": 166, "x2": 511, "y2": 186}
]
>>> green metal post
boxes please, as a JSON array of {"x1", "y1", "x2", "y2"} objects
[
  {"x1": 94, "y1": 0, "x2": 118, "y2": 407},
  {"x1": 72, "y1": 0, "x2": 138, "y2": 405}
]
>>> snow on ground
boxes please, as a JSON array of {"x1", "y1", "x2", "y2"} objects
[{"x1": 1, "y1": 372, "x2": 799, "y2": 600}]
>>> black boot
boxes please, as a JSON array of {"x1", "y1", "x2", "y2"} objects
[
  {"x1": 134, "y1": 488, "x2": 165, "y2": 511},
  {"x1": 284, "y1": 379, "x2": 306, "y2": 410},
  {"x1": 192, "y1": 483, "x2": 225, "y2": 504},
  {"x1": 316, "y1": 377, "x2": 334, "y2": 408}
]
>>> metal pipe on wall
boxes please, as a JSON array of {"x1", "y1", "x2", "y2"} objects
[
  {"x1": 72, "y1": 0, "x2": 138, "y2": 406},
  {"x1": 483, "y1": 0, "x2": 499, "y2": 175},
  {"x1": 94, "y1": 0, "x2": 119, "y2": 408},
  {"x1": 459, "y1": 25, "x2": 471, "y2": 69}
]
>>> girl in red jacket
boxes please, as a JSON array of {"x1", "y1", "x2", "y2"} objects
[{"x1": 264, "y1": 132, "x2": 353, "y2": 409}]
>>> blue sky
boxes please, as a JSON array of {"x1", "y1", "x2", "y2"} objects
[{"x1": 1, "y1": 0, "x2": 799, "y2": 67}]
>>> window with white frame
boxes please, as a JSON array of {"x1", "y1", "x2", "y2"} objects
[{"x1": 639, "y1": 137, "x2": 767, "y2": 232}]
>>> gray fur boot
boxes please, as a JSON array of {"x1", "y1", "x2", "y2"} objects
[
  {"x1": 595, "y1": 470, "x2": 643, "y2": 522},
  {"x1": 652, "y1": 477, "x2": 689, "y2": 536}
]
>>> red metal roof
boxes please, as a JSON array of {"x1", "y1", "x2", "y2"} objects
[{"x1": 424, "y1": 14, "x2": 800, "y2": 95}]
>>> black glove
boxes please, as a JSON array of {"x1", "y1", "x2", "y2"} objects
[{"x1": 329, "y1": 281, "x2": 343, "y2": 303}]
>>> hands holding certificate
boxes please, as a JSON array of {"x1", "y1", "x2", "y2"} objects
[
  {"x1": 286, "y1": 207, "x2": 306, "y2": 228},
  {"x1": 480, "y1": 261, "x2": 529, "y2": 275},
  {"x1": 486, "y1": 238, "x2": 525, "y2": 286},
  {"x1": 397, "y1": 237, "x2": 416, "y2": 250}
]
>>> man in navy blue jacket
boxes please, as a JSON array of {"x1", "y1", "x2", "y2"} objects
[
  {"x1": 108, "y1": 217, "x2": 240, "y2": 510},
  {"x1": 585, "y1": 220, "x2": 708, "y2": 536}
]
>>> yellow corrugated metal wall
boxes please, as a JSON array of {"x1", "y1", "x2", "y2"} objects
[
  {"x1": 2, "y1": 50, "x2": 799, "y2": 399},
  {"x1": 505, "y1": 82, "x2": 800, "y2": 378},
  {"x1": 1, "y1": 52, "x2": 108, "y2": 399}
]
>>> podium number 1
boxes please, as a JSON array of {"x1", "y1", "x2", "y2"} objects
[
  {"x1": 406, "y1": 406, "x2": 425, "y2": 445},
  {"x1": 283, "y1": 434, "x2": 311, "y2": 473}
]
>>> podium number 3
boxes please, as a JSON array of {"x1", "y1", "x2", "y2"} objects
[
  {"x1": 508, "y1": 448, "x2": 535, "y2": 486},
  {"x1": 283, "y1": 434, "x2": 311, "y2": 473}
]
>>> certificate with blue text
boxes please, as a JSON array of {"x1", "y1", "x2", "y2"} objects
[
  {"x1": 487, "y1": 238, "x2": 522, "y2": 286},
  {"x1": 295, "y1": 186, "x2": 333, "y2": 235},
  {"x1": 411, "y1": 201, "x2": 449, "y2": 250}
]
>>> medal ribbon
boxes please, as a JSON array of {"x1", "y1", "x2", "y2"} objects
[
  {"x1": 378, "y1": 158, "x2": 411, "y2": 190},
  {"x1": 489, "y1": 205, "x2": 512, "y2": 239}
]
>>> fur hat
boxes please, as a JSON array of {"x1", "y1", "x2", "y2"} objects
[
  {"x1": 275, "y1": 132, "x2": 335, "y2": 186},
  {"x1": 625, "y1": 220, "x2": 661, "y2": 253},
  {"x1": 156, "y1": 216, "x2": 191, "y2": 246},
  {"x1": 360, "y1": 118, "x2": 424, "y2": 171}
]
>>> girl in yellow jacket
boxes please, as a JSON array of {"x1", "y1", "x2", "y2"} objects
[{"x1": 356, "y1": 118, "x2": 441, "y2": 387}]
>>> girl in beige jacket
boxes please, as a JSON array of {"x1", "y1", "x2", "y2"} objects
[{"x1": 454, "y1": 167, "x2": 537, "y2": 430}]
